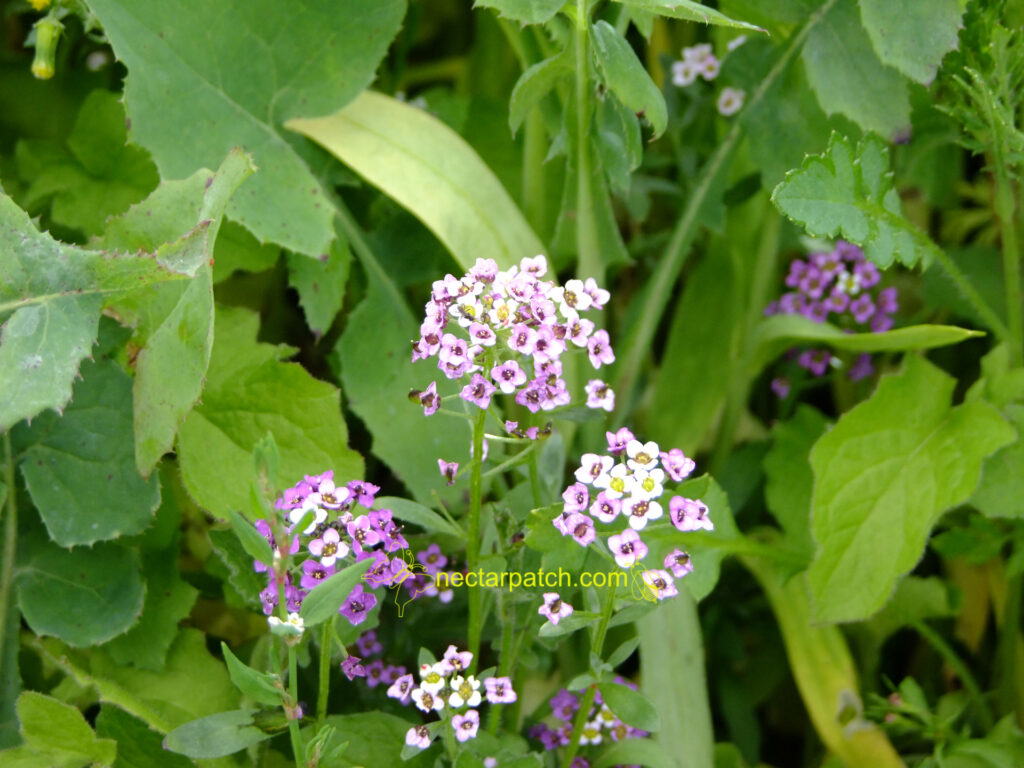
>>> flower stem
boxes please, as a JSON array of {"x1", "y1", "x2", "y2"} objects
[
  {"x1": 0, "y1": 432, "x2": 17, "y2": 676},
  {"x1": 316, "y1": 620, "x2": 333, "y2": 730},
  {"x1": 288, "y1": 643, "x2": 304, "y2": 765},
  {"x1": 466, "y1": 408, "x2": 487, "y2": 670},
  {"x1": 909, "y1": 618, "x2": 993, "y2": 731},
  {"x1": 528, "y1": 448, "x2": 544, "y2": 508},
  {"x1": 487, "y1": 592, "x2": 516, "y2": 736},
  {"x1": 572, "y1": 0, "x2": 601, "y2": 284},
  {"x1": 992, "y1": 133, "x2": 1022, "y2": 366}
]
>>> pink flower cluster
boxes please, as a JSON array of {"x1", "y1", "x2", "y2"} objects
[{"x1": 411, "y1": 254, "x2": 616, "y2": 415}]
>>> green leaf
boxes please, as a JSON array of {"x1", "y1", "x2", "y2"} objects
[
  {"x1": 611, "y1": 0, "x2": 764, "y2": 31},
  {"x1": 509, "y1": 53, "x2": 571, "y2": 135},
  {"x1": 772, "y1": 132, "x2": 936, "y2": 268},
  {"x1": 15, "y1": 89, "x2": 158, "y2": 237},
  {"x1": 162, "y1": 709, "x2": 270, "y2": 759},
  {"x1": 86, "y1": 0, "x2": 407, "y2": 257},
  {"x1": 592, "y1": 737, "x2": 675, "y2": 768},
  {"x1": 596, "y1": 682, "x2": 661, "y2": 732},
  {"x1": 763, "y1": 405, "x2": 828, "y2": 562},
  {"x1": 211, "y1": 221, "x2": 279, "y2": 283},
  {"x1": 808, "y1": 356, "x2": 1016, "y2": 622},
  {"x1": 300, "y1": 558, "x2": 376, "y2": 627},
  {"x1": 969, "y1": 405, "x2": 1024, "y2": 519},
  {"x1": 594, "y1": 91, "x2": 643, "y2": 198},
  {"x1": 0, "y1": 692, "x2": 117, "y2": 768},
  {"x1": 221, "y1": 644, "x2": 282, "y2": 706},
  {"x1": 286, "y1": 237, "x2": 351, "y2": 338},
  {"x1": 375, "y1": 496, "x2": 463, "y2": 538},
  {"x1": 0, "y1": 190, "x2": 216, "y2": 431},
  {"x1": 859, "y1": 0, "x2": 963, "y2": 86},
  {"x1": 13, "y1": 358, "x2": 160, "y2": 546},
  {"x1": 538, "y1": 611, "x2": 600, "y2": 638},
  {"x1": 95, "y1": 706, "x2": 193, "y2": 768},
  {"x1": 801, "y1": 0, "x2": 910, "y2": 140},
  {"x1": 319, "y1": 712, "x2": 434, "y2": 768},
  {"x1": 207, "y1": 528, "x2": 265, "y2": 609},
  {"x1": 177, "y1": 306, "x2": 362, "y2": 519},
  {"x1": 472, "y1": 0, "x2": 564, "y2": 23},
  {"x1": 97, "y1": 150, "x2": 255, "y2": 475},
  {"x1": 591, "y1": 21, "x2": 667, "y2": 138},
  {"x1": 866, "y1": 576, "x2": 959, "y2": 645},
  {"x1": 286, "y1": 91, "x2": 543, "y2": 271},
  {"x1": 228, "y1": 509, "x2": 274, "y2": 566}
]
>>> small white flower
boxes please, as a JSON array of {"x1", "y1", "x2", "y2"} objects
[
  {"x1": 579, "y1": 720, "x2": 603, "y2": 745},
  {"x1": 630, "y1": 468, "x2": 665, "y2": 500},
  {"x1": 267, "y1": 612, "x2": 305, "y2": 637},
  {"x1": 626, "y1": 440, "x2": 660, "y2": 472},
  {"x1": 625, "y1": 496, "x2": 663, "y2": 530},
  {"x1": 716, "y1": 87, "x2": 745, "y2": 116},
  {"x1": 575, "y1": 453, "x2": 614, "y2": 486},
  {"x1": 672, "y1": 59, "x2": 698, "y2": 87},
  {"x1": 411, "y1": 687, "x2": 445, "y2": 713},
  {"x1": 835, "y1": 270, "x2": 862, "y2": 295},
  {"x1": 594, "y1": 463, "x2": 634, "y2": 500},
  {"x1": 418, "y1": 662, "x2": 448, "y2": 694},
  {"x1": 448, "y1": 675, "x2": 482, "y2": 708}
]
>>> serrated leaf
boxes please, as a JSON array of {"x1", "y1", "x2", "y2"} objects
[
  {"x1": 13, "y1": 358, "x2": 160, "y2": 546},
  {"x1": 591, "y1": 21, "x2": 667, "y2": 138},
  {"x1": 472, "y1": 0, "x2": 564, "y2": 23},
  {"x1": 772, "y1": 133, "x2": 940, "y2": 268},
  {"x1": 802, "y1": 0, "x2": 910, "y2": 139},
  {"x1": 97, "y1": 149, "x2": 255, "y2": 475},
  {"x1": 163, "y1": 709, "x2": 270, "y2": 759},
  {"x1": 299, "y1": 558, "x2": 376, "y2": 627},
  {"x1": 859, "y1": 0, "x2": 962, "y2": 86},
  {"x1": 177, "y1": 306, "x2": 362, "y2": 519},
  {"x1": 286, "y1": 237, "x2": 351, "y2": 338},
  {"x1": 509, "y1": 53, "x2": 570, "y2": 135},
  {"x1": 374, "y1": 496, "x2": 463, "y2": 538},
  {"x1": 86, "y1": 0, "x2": 407, "y2": 257},
  {"x1": 211, "y1": 220, "x2": 279, "y2": 283},
  {"x1": 221, "y1": 644, "x2": 282, "y2": 706},
  {"x1": 16, "y1": 537, "x2": 144, "y2": 647},
  {"x1": 286, "y1": 92, "x2": 542, "y2": 272},
  {"x1": 596, "y1": 682, "x2": 660, "y2": 732},
  {"x1": 808, "y1": 356, "x2": 1016, "y2": 622},
  {"x1": 611, "y1": 0, "x2": 764, "y2": 31},
  {"x1": 0, "y1": 692, "x2": 117, "y2": 768}
]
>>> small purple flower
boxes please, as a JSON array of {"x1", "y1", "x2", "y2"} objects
[
  {"x1": 550, "y1": 690, "x2": 579, "y2": 721},
  {"x1": 878, "y1": 286, "x2": 899, "y2": 314},
  {"x1": 387, "y1": 672, "x2": 415, "y2": 703},
  {"x1": 382, "y1": 664, "x2": 406, "y2": 684},
  {"x1": 823, "y1": 288, "x2": 850, "y2": 313},
  {"x1": 660, "y1": 448, "x2": 696, "y2": 482},
  {"x1": 441, "y1": 644, "x2": 473, "y2": 675},
  {"x1": 509, "y1": 323, "x2": 538, "y2": 355},
  {"x1": 490, "y1": 360, "x2": 527, "y2": 394},
  {"x1": 453, "y1": 709, "x2": 480, "y2": 742},
  {"x1": 871, "y1": 312, "x2": 894, "y2": 333},
  {"x1": 438, "y1": 459, "x2": 458, "y2": 486},
  {"x1": 585, "y1": 379, "x2": 614, "y2": 411},
  {"x1": 461, "y1": 373, "x2": 496, "y2": 409},
  {"x1": 308, "y1": 528, "x2": 348, "y2": 567},
  {"x1": 538, "y1": 592, "x2": 573, "y2": 625},
  {"x1": 665, "y1": 548, "x2": 694, "y2": 578},
  {"x1": 587, "y1": 330, "x2": 615, "y2": 368},
  {"x1": 365, "y1": 659, "x2": 385, "y2": 688},
  {"x1": 798, "y1": 266, "x2": 827, "y2": 299},
  {"x1": 300, "y1": 558, "x2": 335, "y2": 590},
  {"x1": 341, "y1": 655, "x2": 366, "y2": 680},
  {"x1": 850, "y1": 294, "x2": 876, "y2": 324},
  {"x1": 785, "y1": 259, "x2": 808, "y2": 287},
  {"x1": 417, "y1": 544, "x2": 447, "y2": 575},
  {"x1": 848, "y1": 353, "x2": 875, "y2": 381},
  {"x1": 405, "y1": 724, "x2": 431, "y2": 750},
  {"x1": 484, "y1": 676, "x2": 517, "y2": 704},
  {"x1": 606, "y1": 428, "x2": 634, "y2": 456},
  {"x1": 356, "y1": 630, "x2": 382, "y2": 657},
  {"x1": 608, "y1": 529, "x2": 647, "y2": 568},
  {"x1": 411, "y1": 382, "x2": 440, "y2": 417},
  {"x1": 347, "y1": 515, "x2": 381, "y2": 553},
  {"x1": 669, "y1": 497, "x2": 713, "y2": 532},
  {"x1": 347, "y1": 480, "x2": 380, "y2": 508},
  {"x1": 468, "y1": 322, "x2": 497, "y2": 347},
  {"x1": 339, "y1": 583, "x2": 377, "y2": 625},
  {"x1": 854, "y1": 259, "x2": 881, "y2": 289},
  {"x1": 642, "y1": 569, "x2": 678, "y2": 600},
  {"x1": 562, "y1": 483, "x2": 589, "y2": 513},
  {"x1": 624, "y1": 497, "x2": 662, "y2": 530},
  {"x1": 514, "y1": 381, "x2": 544, "y2": 413},
  {"x1": 363, "y1": 551, "x2": 397, "y2": 588},
  {"x1": 575, "y1": 453, "x2": 613, "y2": 485},
  {"x1": 590, "y1": 491, "x2": 621, "y2": 523},
  {"x1": 797, "y1": 348, "x2": 831, "y2": 377},
  {"x1": 565, "y1": 512, "x2": 596, "y2": 546},
  {"x1": 771, "y1": 377, "x2": 791, "y2": 399}
]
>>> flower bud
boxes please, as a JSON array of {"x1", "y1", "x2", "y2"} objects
[{"x1": 31, "y1": 17, "x2": 62, "y2": 80}]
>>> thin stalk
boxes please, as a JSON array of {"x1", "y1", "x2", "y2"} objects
[
  {"x1": 909, "y1": 619, "x2": 994, "y2": 731},
  {"x1": 487, "y1": 592, "x2": 516, "y2": 736},
  {"x1": 929, "y1": 244, "x2": 1010, "y2": 341},
  {"x1": 992, "y1": 148, "x2": 1022, "y2": 365},
  {"x1": 996, "y1": 569, "x2": 1024, "y2": 723},
  {"x1": 288, "y1": 644, "x2": 304, "y2": 765},
  {"x1": 527, "y1": 449, "x2": 544, "y2": 508},
  {"x1": 613, "y1": 0, "x2": 840, "y2": 417},
  {"x1": 443, "y1": 708, "x2": 458, "y2": 764},
  {"x1": 467, "y1": 408, "x2": 488, "y2": 669},
  {"x1": 572, "y1": 0, "x2": 601, "y2": 283},
  {"x1": 560, "y1": 586, "x2": 616, "y2": 768},
  {"x1": 0, "y1": 433, "x2": 17, "y2": 673},
  {"x1": 316, "y1": 621, "x2": 333, "y2": 729},
  {"x1": 481, "y1": 440, "x2": 539, "y2": 479}
]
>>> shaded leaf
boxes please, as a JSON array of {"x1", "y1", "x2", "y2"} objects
[
  {"x1": 591, "y1": 21, "x2": 667, "y2": 138},
  {"x1": 509, "y1": 53, "x2": 570, "y2": 135},
  {"x1": 859, "y1": 0, "x2": 962, "y2": 86},
  {"x1": 374, "y1": 496, "x2": 463, "y2": 538},
  {"x1": 299, "y1": 558, "x2": 376, "y2": 627},
  {"x1": 0, "y1": 691, "x2": 117, "y2": 768},
  {"x1": 612, "y1": 0, "x2": 764, "y2": 31},
  {"x1": 286, "y1": 237, "x2": 351, "y2": 338},
  {"x1": 163, "y1": 709, "x2": 270, "y2": 759},
  {"x1": 473, "y1": 0, "x2": 564, "y2": 23},
  {"x1": 95, "y1": 706, "x2": 192, "y2": 768},
  {"x1": 596, "y1": 682, "x2": 661, "y2": 732},
  {"x1": 221, "y1": 644, "x2": 282, "y2": 706}
]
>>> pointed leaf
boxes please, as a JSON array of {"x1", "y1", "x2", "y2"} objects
[
  {"x1": 374, "y1": 497, "x2": 462, "y2": 538},
  {"x1": 472, "y1": 0, "x2": 564, "y2": 23},
  {"x1": 596, "y1": 682, "x2": 660, "y2": 732},
  {"x1": 299, "y1": 558, "x2": 376, "y2": 627},
  {"x1": 611, "y1": 0, "x2": 764, "y2": 31},
  {"x1": 162, "y1": 709, "x2": 270, "y2": 759},
  {"x1": 286, "y1": 237, "x2": 351, "y2": 338},
  {"x1": 591, "y1": 21, "x2": 667, "y2": 138},
  {"x1": 221, "y1": 644, "x2": 283, "y2": 706}
]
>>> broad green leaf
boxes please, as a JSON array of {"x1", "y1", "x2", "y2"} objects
[
  {"x1": 509, "y1": 53, "x2": 570, "y2": 135},
  {"x1": 374, "y1": 496, "x2": 463, "y2": 538},
  {"x1": 650, "y1": 247, "x2": 741, "y2": 455},
  {"x1": 211, "y1": 221, "x2": 279, "y2": 283},
  {"x1": 596, "y1": 682, "x2": 661, "y2": 732},
  {"x1": 97, "y1": 150, "x2": 255, "y2": 475},
  {"x1": 0, "y1": 692, "x2": 117, "y2": 768},
  {"x1": 593, "y1": 738, "x2": 675, "y2": 768},
  {"x1": 177, "y1": 306, "x2": 362, "y2": 519},
  {"x1": 637, "y1": 591, "x2": 713, "y2": 768},
  {"x1": 0, "y1": 188, "x2": 215, "y2": 431},
  {"x1": 287, "y1": 92, "x2": 543, "y2": 272},
  {"x1": 473, "y1": 0, "x2": 564, "y2": 23},
  {"x1": 15, "y1": 89, "x2": 158, "y2": 237},
  {"x1": 591, "y1": 21, "x2": 667, "y2": 138},
  {"x1": 772, "y1": 133, "x2": 936, "y2": 268},
  {"x1": 228, "y1": 509, "x2": 274, "y2": 567},
  {"x1": 612, "y1": 0, "x2": 764, "y2": 31},
  {"x1": 594, "y1": 91, "x2": 643, "y2": 198},
  {"x1": 286, "y1": 236, "x2": 351, "y2": 338},
  {"x1": 859, "y1": 0, "x2": 963, "y2": 86},
  {"x1": 538, "y1": 611, "x2": 600, "y2": 638},
  {"x1": 299, "y1": 558, "x2": 376, "y2": 627},
  {"x1": 801, "y1": 0, "x2": 910, "y2": 140},
  {"x1": 163, "y1": 709, "x2": 270, "y2": 759},
  {"x1": 866, "y1": 576, "x2": 959, "y2": 646},
  {"x1": 220, "y1": 644, "x2": 282, "y2": 706},
  {"x1": 16, "y1": 537, "x2": 144, "y2": 647},
  {"x1": 967, "y1": 344, "x2": 1024, "y2": 411},
  {"x1": 969, "y1": 406, "x2": 1024, "y2": 519},
  {"x1": 86, "y1": 0, "x2": 407, "y2": 257},
  {"x1": 808, "y1": 356, "x2": 1015, "y2": 622},
  {"x1": 95, "y1": 707, "x2": 193, "y2": 768},
  {"x1": 320, "y1": 713, "x2": 434, "y2": 768},
  {"x1": 13, "y1": 358, "x2": 160, "y2": 546},
  {"x1": 763, "y1": 406, "x2": 828, "y2": 562}
]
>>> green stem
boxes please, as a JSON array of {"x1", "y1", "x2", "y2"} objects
[
  {"x1": 572, "y1": 0, "x2": 601, "y2": 284},
  {"x1": 929, "y1": 244, "x2": 1010, "y2": 341},
  {"x1": 487, "y1": 592, "x2": 516, "y2": 736},
  {"x1": 613, "y1": 0, "x2": 839, "y2": 418},
  {"x1": 0, "y1": 433, "x2": 17, "y2": 675},
  {"x1": 909, "y1": 619, "x2": 994, "y2": 731},
  {"x1": 527, "y1": 449, "x2": 544, "y2": 508},
  {"x1": 288, "y1": 643, "x2": 304, "y2": 765},
  {"x1": 992, "y1": 147, "x2": 1022, "y2": 366},
  {"x1": 467, "y1": 408, "x2": 487, "y2": 670},
  {"x1": 996, "y1": 568, "x2": 1024, "y2": 723},
  {"x1": 316, "y1": 620, "x2": 333, "y2": 729}
]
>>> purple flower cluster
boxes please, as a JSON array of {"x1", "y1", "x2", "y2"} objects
[
  {"x1": 551, "y1": 429, "x2": 706, "y2": 602},
  {"x1": 411, "y1": 254, "x2": 615, "y2": 415},
  {"x1": 254, "y1": 470, "x2": 411, "y2": 626},
  {"x1": 530, "y1": 680, "x2": 649, "y2": 760},
  {"x1": 397, "y1": 645, "x2": 518, "y2": 751},
  {"x1": 765, "y1": 241, "x2": 899, "y2": 393},
  {"x1": 339, "y1": 630, "x2": 410, "y2": 690}
]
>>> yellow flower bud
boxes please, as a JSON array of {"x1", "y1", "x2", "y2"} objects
[
  {"x1": 28, "y1": 0, "x2": 51, "y2": 10},
  {"x1": 31, "y1": 17, "x2": 62, "y2": 81}
]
